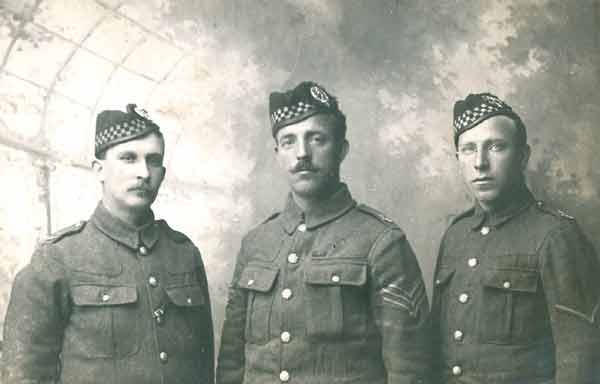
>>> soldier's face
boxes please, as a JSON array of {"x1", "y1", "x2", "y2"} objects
[
  {"x1": 275, "y1": 114, "x2": 348, "y2": 200},
  {"x1": 95, "y1": 133, "x2": 166, "y2": 215},
  {"x1": 457, "y1": 115, "x2": 530, "y2": 210}
]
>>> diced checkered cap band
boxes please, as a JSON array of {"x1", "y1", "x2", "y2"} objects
[
  {"x1": 453, "y1": 94, "x2": 511, "y2": 131},
  {"x1": 271, "y1": 101, "x2": 316, "y2": 125},
  {"x1": 95, "y1": 118, "x2": 149, "y2": 149}
]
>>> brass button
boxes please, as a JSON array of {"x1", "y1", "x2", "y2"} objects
[
  {"x1": 453, "y1": 330, "x2": 464, "y2": 341},
  {"x1": 287, "y1": 253, "x2": 299, "y2": 264},
  {"x1": 467, "y1": 258, "x2": 478, "y2": 268},
  {"x1": 247, "y1": 279, "x2": 255, "y2": 286},
  {"x1": 281, "y1": 288, "x2": 293, "y2": 300},
  {"x1": 186, "y1": 297, "x2": 193, "y2": 305},
  {"x1": 452, "y1": 365, "x2": 462, "y2": 376},
  {"x1": 101, "y1": 294, "x2": 111, "y2": 302},
  {"x1": 331, "y1": 274, "x2": 341, "y2": 283},
  {"x1": 297, "y1": 223, "x2": 307, "y2": 232},
  {"x1": 280, "y1": 331, "x2": 291, "y2": 343},
  {"x1": 480, "y1": 226, "x2": 490, "y2": 236},
  {"x1": 458, "y1": 293, "x2": 469, "y2": 304},
  {"x1": 279, "y1": 370, "x2": 290, "y2": 382},
  {"x1": 435, "y1": 279, "x2": 441, "y2": 286},
  {"x1": 503, "y1": 281, "x2": 511, "y2": 289},
  {"x1": 159, "y1": 351, "x2": 168, "y2": 363},
  {"x1": 139, "y1": 245, "x2": 148, "y2": 255},
  {"x1": 148, "y1": 276, "x2": 158, "y2": 287}
]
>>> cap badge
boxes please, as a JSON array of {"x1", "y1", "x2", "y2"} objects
[
  {"x1": 310, "y1": 85, "x2": 330, "y2": 105},
  {"x1": 133, "y1": 106, "x2": 152, "y2": 121}
]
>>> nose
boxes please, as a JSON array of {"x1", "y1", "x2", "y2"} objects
[
  {"x1": 135, "y1": 159, "x2": 151, "y2": 180},
  {"x1": 474, "y1": 146, "x2": 489, "y2": 170},
  {"x1": 295, "y1": 138, "x2": 310, "y2": 160}
]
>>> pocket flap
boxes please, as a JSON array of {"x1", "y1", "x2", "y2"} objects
[
  {"x1": 434, "y1": 268, "x2": 455, "y2": 287},
  {"x1": 165, "y1": 284, "x2": 205, "y2": 307},
  {"x1": 237, "y1": 264, "x2": 279, "y2": 292},
  {"x1": 71, "y1": 284, "x2": 138, "y2": 306},
  {"x1": 305, "y1": 260, "x2": 367, "y2": 286},
  {"x1": 482, "y1": 269, "x2": 539, "y2": 293}
]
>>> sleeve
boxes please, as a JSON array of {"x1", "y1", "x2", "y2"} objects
[
  {"x1": 215, "y1": 242, "x2": 248, "y2": 384},
  {"x1": 369, "y1": 227, "x2": 433, "y2": 384},
  {"x1": 195, "y1": 246, "x2": 215, "y2": 384},
  {"x1": 2, "y1": 245, "x2": 70, "y2": 384},
  {"x1": 430, "y1": 228, "x2": 450, "y2": 380},
  {"x1": 538, "y1": 220, "x2": 600, "y2": 384}
]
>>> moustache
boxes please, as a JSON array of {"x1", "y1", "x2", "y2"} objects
[{"x1": 291, "y1": 160, "x2": 317, "y2": 173}]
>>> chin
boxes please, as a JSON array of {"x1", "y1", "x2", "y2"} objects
[
  {"x1": 474, "y1": 191, "x2": 501, "y2": 207},
  {"x1": 291, "y1": 181, "x2": 326, "y2": 199},
  {"x1": 125, "y1": 197, "x2": 154, "y2": 210}
]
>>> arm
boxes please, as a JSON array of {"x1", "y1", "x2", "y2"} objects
[
  {"x1": 215, "y1": 244, "x2": 248, "y2": 384},
  {"x1": 539, "y1": 220, "x2": 600, "y2": 384},
  {"x1": 195, "y1": 247, "x2": 215, "y2": 384},
  {"x1": 2, "y1": 245, "x2": 70, "y2": 384},
  {"x1": 369, "y1": 227, "x2": 432, "y2": 384}
]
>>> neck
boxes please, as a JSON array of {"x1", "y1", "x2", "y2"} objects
[
  {"x1": 102, "y1": 199, "x2": 151, "y2": 227},
  {"x1": 479, "y1": 182, "x2": 528, "y2": 214}
]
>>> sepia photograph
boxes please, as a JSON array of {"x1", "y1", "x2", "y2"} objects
[{"x1": 0, "y1": 0, "x2": 599, "y2": 382}]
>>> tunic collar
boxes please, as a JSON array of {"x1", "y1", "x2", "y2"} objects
[
  {"x1": 91, "y1": 202, "x2": 159, "y2": 250},
  {"x1": 471, "y1": 186, "x2": 535, "y2": 230},
  {"x1": 280, "y1": 184, "x2": 356, "y2": 234}
]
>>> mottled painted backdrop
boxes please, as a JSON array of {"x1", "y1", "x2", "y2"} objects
[{"x1": 1, "y1": 0, "x2": 599, "y2": 348}]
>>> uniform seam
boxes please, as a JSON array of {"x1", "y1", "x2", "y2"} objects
[{"x1": 535, "y1": 220, "x2": 572, "y2": 272}]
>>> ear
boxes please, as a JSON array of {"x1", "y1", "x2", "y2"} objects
[
  {"x1": 519, "y1": 144, "x2": 531, "y2": 171},
  {"x1": 91, "y1": 159, "x2": 104, "y2": 182},
  {"x1": 338, "y1": 139, "x2": 349, "y2": 162}
]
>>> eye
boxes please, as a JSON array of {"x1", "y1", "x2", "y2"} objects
[
  {"x1": 458, "y1": 144, "x2": 476, "y2": 156},
  {"x1": 119, "y1": 153, "x2": 136, "y2": 162},
  {"x1": 278, "y1": 137, "x2": 294, "y2": 149},
  {"x1": 488, "y1": 142, "x2": 508, "y2": 152}
]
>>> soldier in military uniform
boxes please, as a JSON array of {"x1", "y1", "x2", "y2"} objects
[
  {"x1": 431, "y1": 93, "x2": 600, "y2": 383},
  {"x1": 216, "y1": 81, "x2": 431, "y2": 384},
  {"x1": 2, "y1": 104, "x2": 214, "y2": 384}
]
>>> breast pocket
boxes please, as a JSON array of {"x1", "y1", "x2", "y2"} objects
[
  {"x1": 68, "y1": 283, "x2": 140, "y2": 358},
  {"x1": 479, "y1": 268, "x2": 548, "y2": 344},
  {"x1": 304, "y1": 259, "x2": 368, "y2": 339},
  {"x1": 164, "y1": 282, "x2": 208, "y2": 353},
  {"x1": 237, "y1": 263, "x2": 279, "y2": 345}
]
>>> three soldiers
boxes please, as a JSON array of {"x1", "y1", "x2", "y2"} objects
[{"x1": 2, "y1": 88, "x2": 598, "y2": 384}]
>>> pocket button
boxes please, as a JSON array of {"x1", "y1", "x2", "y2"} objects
[
  {"x1": 281, "y1": 288, "x2": 293, "y2": 300},
  {"x1": 503, "y1": 281, "x2": 511, "y2": 289},
  {"x1": 331, "y1": 274, "x2": 341, "y2": 283},
  {"x1": 453, "y1": 330, "x2": 464, "y2": 341},
  {"x1": 279, "y1": 370, "x2": 290, "y2": 382},
  {"x1": 452, "y1": 365, "x2": 462, "y2": 376},
  {"x1": 280, "y1": 331, "x2": 291, "y2": 343},
  {"x1": 148, "y1": 276, "x2": 158, "y2": 287},
  {"x1": 159, "y1": 351, "x2": 168, "y2": 363},
  {"x1": 287, "y1": 253, "x2": 299, "y2": 264},
  {"x1": 458, "y1": 293, "x2": 469, "y2": 304}
]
